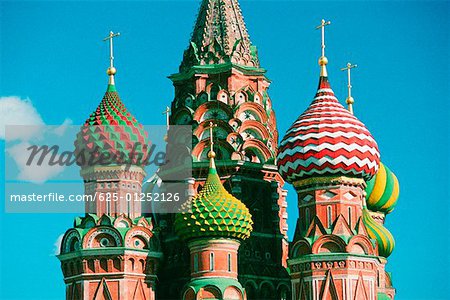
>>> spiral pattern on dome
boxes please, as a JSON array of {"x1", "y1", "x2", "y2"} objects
[
  {"x1": 365, "y1": 162, "x2": 399, "y2": 214},
  {"x1": 362, "y1": 208, "x2": 395, "y2": 257},
  {"x1": 277, "y1": 76, "x2": 380, "y2": 183}
]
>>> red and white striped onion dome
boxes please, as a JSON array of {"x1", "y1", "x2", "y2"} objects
[{"x1": 277, "y1": 64, "x2": 380, "y2": 184}]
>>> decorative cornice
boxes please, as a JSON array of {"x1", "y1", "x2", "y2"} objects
[
  {"x1": 170, "y1": 62, "x2": 266, "y2": 82},
  {"x1": 293, "y1": 176, "x2": 366, "y2": 190}
]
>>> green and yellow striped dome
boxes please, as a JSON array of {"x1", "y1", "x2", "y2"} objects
[
  {"x1": 365, "y1": 163, "x2": 399, "y2": 214},
  {"x1": 174, "y1": 155, "x2": 253, "y2": 241},
  {"x1": 362, "y1": 208, "x2": 395, "y2": 257}
]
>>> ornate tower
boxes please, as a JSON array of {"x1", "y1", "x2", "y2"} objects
[
  {"x1": 58, "y1": 32, "x2": 162, "y2": 300},
  {"x1": 174, "y1": 145, "x2": 253, "y2": 300},
  {"x1": 156, "y1": 1, "x2": 290, "y2": 299},
  {"x1": 277, "y1": 20, "x2": 398, "y2": 300}
]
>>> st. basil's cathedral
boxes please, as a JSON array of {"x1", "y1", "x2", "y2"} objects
[{"x1": 57, "y1": 0, "x2": 400, "y2": 299}]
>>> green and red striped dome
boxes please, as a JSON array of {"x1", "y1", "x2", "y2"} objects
[{"x1": 75, "y1": 84, "x2": 150, "y2": 167}]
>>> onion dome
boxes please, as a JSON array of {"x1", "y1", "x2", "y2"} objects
[
  {"x1": 75, "y1": 68, "x2": 150, "y2": 167},
  {"x1": 365, "y1": 162, "x2": 399, "y2": 214},
  {"x1": 277, "y1": 57, "x2": 380, "y2": 183},
  {"x1": 174, "y1": 152, "x2": 253, "y2": 241},
  {"x1": 362, "y1": 208, "x2": 395, "y2": 257}
]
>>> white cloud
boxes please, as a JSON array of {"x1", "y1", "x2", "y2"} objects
[
  {"x1": 0, "y1": 96, "x2": 44, "y2": 140},
  {"x1": 1, "y1": 96, "x2": 73, "y2": 183},
  {"x1": 6, "y1": 141, "x2": 65, "y2": 184},
  {"x1": 54, "y1": 118, "x2": 73, "y2": 136}
]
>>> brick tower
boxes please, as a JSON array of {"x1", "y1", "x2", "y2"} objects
[
  {"x1": 277, "y1": 20, "x2": 398, "y2": 300},
  {"x1": 155, "y1": 0, "x2": 290, "y2": 299},
  {"x1": 58, "y1": 32, "x2": 162, "y2": 300}
]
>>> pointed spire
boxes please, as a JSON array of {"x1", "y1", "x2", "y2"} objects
[
  {"x1": 341, "y1": 62, "x2": 358, "y2": 114},
  {"x1": 180, "y1": 0, "x2": 260, "y2": 71},
  {"x1": 315, "y1": 19, "x2": 331, "y2": 77},
  {"x1": 103, "y1": 31, "x2": 120, "y2": 87}
]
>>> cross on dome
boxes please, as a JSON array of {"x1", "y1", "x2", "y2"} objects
[
  {"x1": 103, "y1": 31, "x2": 120, "y2": 85},
  {"x1": 315, "y1": 19, "x2": 331, "y2": 76},
  {"x1": 205, "y1": 121, "x2": 218, "y2": 158},
  {"x1": 162, "y1": 106, "x2": 170, "y2": 129},
  {"x1": 341, "y1": 62, "x2": 358, "y2": 114}
]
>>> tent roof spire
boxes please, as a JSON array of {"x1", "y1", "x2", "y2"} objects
[{"x1": 179, "y1": 0, "x2": 260, "y2": 72}]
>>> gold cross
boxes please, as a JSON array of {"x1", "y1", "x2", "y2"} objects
[
  {"x1": 315, "y1": 19, "x2": 331, "y2": 58},
  {"x1": 103, "y1": 31, "x2": 120, "y2": 68},
  {"x1": 205, "y1": 121, "x2": 218, "y2": 154},
  {"x1": 162, "y1": 106, "x2": 170, "y2": 130},
  {"x1": 341, "y1": 62, "x2": 358, "y2": 114}
]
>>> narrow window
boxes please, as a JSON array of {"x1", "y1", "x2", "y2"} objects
[
  {"x1": 106, "y1": 200, "x2": 110, "y2": 215},
  {"x1": 305, "y1": 208, "x2": 310, "y2": 228},
  {"x1": 327, "y1": 205, "x2": 332, "y2": 227},
  {"x1": 209, "y1": 252, "x2": 214, "y2": 271},
  {"x1": 227, "y1": 253, "x2": 232, "y2": 272},
  {"x1": 348, "y1": 206, "x2": 352, "y2": 227},
  {"x1": 193, "y1": 253, "x2": 199, "y2": 272}
]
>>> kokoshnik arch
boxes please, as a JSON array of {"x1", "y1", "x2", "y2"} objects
[{"x1": 57, "y1": 1, "x2": 400, "y2": 299}]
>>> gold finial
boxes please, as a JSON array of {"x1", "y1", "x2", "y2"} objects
[
  {"x1": 205, "y1": 121, "x2": 218, "y2": 159},
  {"x1": 315, "y1": 19, "x2": 331, "y2": 77},
  {"x1": 162, "y1": 106, "x2": 170, "y2": 142},
  {"x1": 103, "y1": 31, "x2": 120, "y2": 85},
  {"x1": 341, "y1": 62, "x2": 358, "y2": 115}
]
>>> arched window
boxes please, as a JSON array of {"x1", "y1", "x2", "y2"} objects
[
  {"x1": 305, "y1": 208, "x2": 310, "y2": 228},
  {"x1": 227, "y1": 253, "x2": 232, "y2": 272},
  {"x1": 209, "y1": 252, "x2": 214, "y2": 271},
  {"x1": 106, "y1": 200, "x2": 110, "y2": 215},
  {"x1": 193, "y1": 253, "x2": 199, "y2": 272},
  {"x1": 327, "y1": 206, "x2": 332, "y2": 227}
]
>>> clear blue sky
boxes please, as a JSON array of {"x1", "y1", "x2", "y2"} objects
[{"x1": 0, "y1": 0, "x2": 449, "y2": 299}]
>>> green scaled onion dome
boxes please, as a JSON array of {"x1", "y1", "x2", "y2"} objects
[
  {"x1": 174, "y1": 152, "x2": 253, "y2": 241},
  {"x1": 365, "y1": 162, "x2": 399, "y2": 214},
  {"x1": 362, "y1": 208, "x2": 395, "y2": 258}
]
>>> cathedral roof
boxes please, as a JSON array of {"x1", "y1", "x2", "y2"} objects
[
  {"x1": 365, "y1": 162, "x2": 399, "y2": 214},
  {"x1": 277, "y1": 60, "x2": 380, "y2": 183},
  {"x1": 174, "y1": 152, "x2": 253, "y2": 241},
  {"x1": 74, "y1": 74, "x2": 150, "y2": 167},
  {"x1": 179, "y1": 0, "x2": 260, "y2": 72}
]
